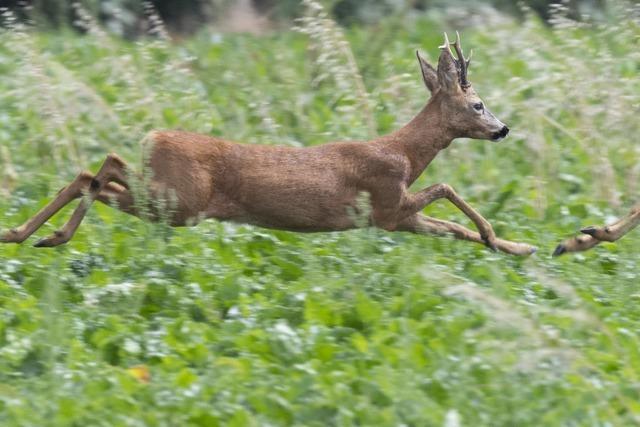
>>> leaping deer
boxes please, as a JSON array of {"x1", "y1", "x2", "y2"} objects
[
  {"x1": 1, "y1": 33, "x2": 536, "y2": 255},
  {"x1": 553, "y1": 205, "x2": 640, "y2": 256}
]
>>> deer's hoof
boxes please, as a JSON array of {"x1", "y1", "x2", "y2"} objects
[
  {"x1": 580, "y1": 225, "x2": 616, "y2": 242},
  {"x1": 34, "y1": 231, "x2": 68, "y2": 248},
  {"x1": 511, "y1": 243, "x2": 537, "y2": 256},
  {"x1": 552, "y1": 244, "x2": 566, "y2": 257},
  {"x1": 34, "y1": 238, "x2": 53, "y2": 248},
  {"x1": 580, "y1": 226, "x2": 598, "y2": 237}
]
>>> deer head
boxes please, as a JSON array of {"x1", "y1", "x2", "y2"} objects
[{"x1": 416, "y1": 32, "x2": 509, "y2": 142}]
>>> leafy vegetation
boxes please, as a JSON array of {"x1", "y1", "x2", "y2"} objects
[{"x1": 1, "y1": 2, "x2": 639, "y2": 425}]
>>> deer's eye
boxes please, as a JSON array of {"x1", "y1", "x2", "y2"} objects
[{"x1": 473, "y1": 102, "x2": 484, "y2": 111}]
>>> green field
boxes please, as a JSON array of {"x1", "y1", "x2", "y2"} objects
[{"x1": 1, "y1": 2, "x2": 640, "y2": 426}]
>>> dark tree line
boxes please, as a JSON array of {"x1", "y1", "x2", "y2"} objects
[{"x1": 0, "y1": 0, "x2": 606, "y2": 36}]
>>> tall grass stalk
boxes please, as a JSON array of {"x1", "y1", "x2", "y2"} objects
[{"x1": 295, "y1": 0, "x2": 376, "y2": 139}]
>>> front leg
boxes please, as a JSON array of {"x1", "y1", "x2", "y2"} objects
[
  {"x1": 552, "y1": 234, "x2": 600, "y2": 257},
  {"x1": 553, "y1": 205, "x2": 640, "y2": 256},
  {"x1": 32, "y1": 153, "x2": 130, "y2": 247},
  {"x1": 396, "y1": 214, "x2": 536, "y2": 256},
  {"x1": 580, "y1": 206, "x2": 640, "y2": 242},
  {"x1": 400, "y1": 183, "x2": 498, "y2": 250}
]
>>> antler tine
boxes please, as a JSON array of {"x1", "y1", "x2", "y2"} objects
[
  {"x1": 452, "y1": 31, "x2": 471, "y2": 88},
  {"x1": 439, "y1": 32, "x2": 453, "y2": 54},
  {"x1": 453, "y1": 30, "x2": 460, "y2": 45},
  {"x1": 452, "y1": 32, "x2": 464, "y2": 62}
]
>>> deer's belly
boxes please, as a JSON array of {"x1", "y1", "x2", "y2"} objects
[{"x1": 228, "y1": 182, "x2": 360, "y2": 232}]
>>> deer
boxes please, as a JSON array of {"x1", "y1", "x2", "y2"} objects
[
  {"x1": 0, "y1": 33, "x2": 536, "y2": 256},
  {"x1": 553, "y1": 205, "x2": 640, "y2": 256}
]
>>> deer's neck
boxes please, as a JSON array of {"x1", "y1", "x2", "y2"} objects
[{"x1": 382, "y1": 102, "x2": 454, "y2": 185}]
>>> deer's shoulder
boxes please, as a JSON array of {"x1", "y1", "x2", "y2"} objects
[{"x1": 327, "y1": 141, "x2": 410, "y2": 181}]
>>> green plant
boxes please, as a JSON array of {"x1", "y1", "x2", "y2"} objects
[{"x1": 1, "y1": 1, "x2": 639, "y2": 425}]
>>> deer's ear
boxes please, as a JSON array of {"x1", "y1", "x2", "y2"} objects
[
  {"x1": 436, "y1": 43, "x2": 461, "y2": 93},
  {"x1": 416, "y1": 50, "x2": 438, "y2": 94}
]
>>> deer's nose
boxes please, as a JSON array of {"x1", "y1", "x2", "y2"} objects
[{"x1": 492, "y1": 125, "x2": 509, "y2": 141}]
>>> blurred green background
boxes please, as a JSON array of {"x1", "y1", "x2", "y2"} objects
[{"x1": 0, "y1": 0, "x2": 639, "y2": 426}]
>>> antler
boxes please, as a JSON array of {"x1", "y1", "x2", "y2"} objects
[
  {"x1": 453, "y1": 31, "x2": 473, "y2": 89},
  {"x1": 441, "y1": 31, "x2": 473, "y2": 89},
  {"x1": 452, "y1": 31, "x2": 472, "y2": 89}
]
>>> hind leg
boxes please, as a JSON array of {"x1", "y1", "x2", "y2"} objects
[
  {"x1": 96, "y1": 183, "x2": 136, "y2": 215},
  {"x1": 33, "y1": 153, "x2": 131, "y2": 247},
  {"x1": 1, "y1": 171, "x2": 96, "y2": 244}
]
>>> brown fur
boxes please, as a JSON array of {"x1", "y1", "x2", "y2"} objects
[{"x1": 0, "y1": 34, "x2": 535, "y2": 255}]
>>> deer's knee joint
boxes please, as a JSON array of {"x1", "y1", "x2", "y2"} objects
[
  {"x1": 78, "y1": 171, "x2": 94, "y2": 180},
  {"x1": 73, "y1": 171, "x2": 94, "y2": 188},
  {"x1": 436, "y1": 183, "x2": 454, "y2": 196},
  {"x1": 106, "y1": 152, "x2": 126, "y2": 167},
  {"x1": 429, "y1": 183, "x2": 454, "y2": 198}
]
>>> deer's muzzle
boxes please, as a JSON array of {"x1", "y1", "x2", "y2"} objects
[{"x1": 492, "y1": 126, "x2": 509, "y2": 141}]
